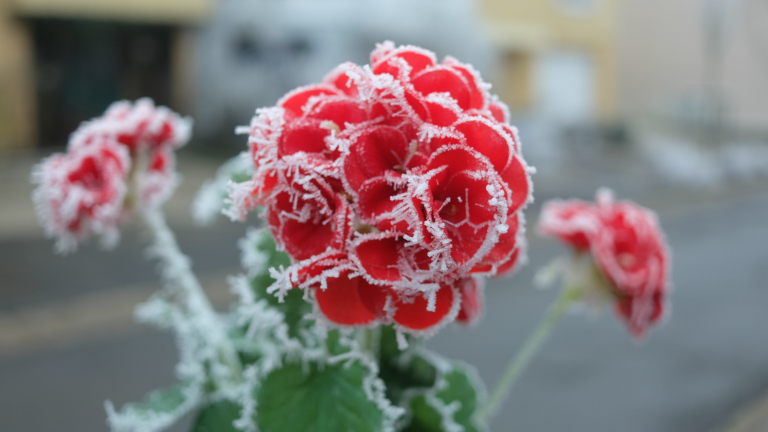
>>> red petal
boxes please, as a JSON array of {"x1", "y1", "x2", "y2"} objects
[
  {"x1": 316, "y1": 275, "x2": 377, "y2": 325},
  {"x1": 323, "y1": 62, "x2": 361, "y2": 96},
  {"x1": 342, "y1": 126, "x2": 409, "y2": 193},
  {"x1": 269, "y1": 191, "x2": 334, "y2": 261},
  {"x1": 404, "y1": 88, "x2": 430, "y2": 122},
  {"x1": 356, "y1": 278, "x2": 391, "y2": 320},
  {"x1": 447, "y1": 64, "x2": 485, "y2": 109},
  {"x1": 488, "y1": 102, "x2": 508, "y2": 123},
  {"x1": 372, "y1": 47, "x2": 436, "y2": 78},
  {"x1": 353, "y1": 126, "x2": 409, "y2": 178},
  {"x1": 495, "y1": 247, "x2": 522, "y2": 276},
  {"x1": 394, "y1": 285, "x2": 456, "y2": 331},
  {"x1": 424, "y1": 99, "x2": 459, "y2": 126},
  {"x1": 355, "y1": 235, "x2": 402, "y2": 282},
  {"x1": 455, "y1": 277, "x2": 483, "y2": 325},
  {"x1": 278, "y1": 84, "x2": 340, "y2": 117},
  {"x1": 499, "y1": 156, "x2": 530, "y2": 214},
  {"x1": 427, "y1": 146, "x2": 492, "y2": 179},
  {"x1": 434, "y1": 172, "x2": 496, "y2": 266},
  {"x1": 454, "y1": 118, "x2": 511, "y2": 172},
  {"x1": 478, "y1": 213, "x2": 520, "y2": 265},
  {"x1": 412, "y1": 67, "x2": 471, "y2": 110},
  {"x1": 356, "y1": 177, "x2": 407, "y2": 231},
  {"x1": 278, "y1": 119, "x2": 331, "y2": 157},
  {"x1": 306, "y1": 97, "x2": 369, "y2": 130},
  {"x1": 357, "y1": 282, "x2": 457, "y2": 331}
]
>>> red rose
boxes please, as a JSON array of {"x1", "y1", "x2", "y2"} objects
[
  {"x1": 32, "y1": 138, "x2": 130, "y2": 252},
  {"x1": 538, "y1": 189, "x2": 671, "y2": 338},
  {"x1": 233, "y1": 42, "x2": 533, "y2": 334},
  {"x1": 32, "y1": 99, "x2": 191, "y2": 251}
]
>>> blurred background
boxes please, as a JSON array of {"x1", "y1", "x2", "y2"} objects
[{"x1": 1, "y1": 0, "x2": 768, "y2": 431}]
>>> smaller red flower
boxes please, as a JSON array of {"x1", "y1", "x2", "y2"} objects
[
  {"x1": 32, "y1": 138, "x2": 130, "y2": 252},
  {"x1": 538, "y1": 189, "x2": 671, "y2": 338},
  {"x1": 32, "y1": 99, "x2": 191, "y2": 251}
]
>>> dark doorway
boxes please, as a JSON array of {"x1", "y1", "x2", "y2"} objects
[{"x1": 31, "y1": 19, "x2": 172, "y2": 147}]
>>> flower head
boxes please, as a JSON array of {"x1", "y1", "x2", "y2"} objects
[
  {"x1": 538, "y1": 189, "x2": 671, "y2": 338},
  {"x1": 231, "y1": 42, "x2": 533, "y2": 334},
  {"x1": 32, "y1": 98, "x2": 191, "y2": 252}
]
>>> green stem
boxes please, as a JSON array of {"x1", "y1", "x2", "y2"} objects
[
  {"x1": 141, "y1": 208, "x2": 242, "y2": 388},
  {"x1": 480, "y1": 288, "x2": 579, "y2": 424}
]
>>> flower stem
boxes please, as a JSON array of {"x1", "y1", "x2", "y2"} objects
[
  {"x1": 141, "y1": 208, "x2": 242, "y2": 387},
  {"x1": 480, "y1": 288, "x2": 579, "y2": 424}
]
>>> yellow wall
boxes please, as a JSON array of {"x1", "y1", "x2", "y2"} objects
[
  {"x1": 12, "y1": 0, "x2": 211, "y2": 24},
  {"x1": 479, "y1": 0, "x2": 618, "y2": 118},
  {"x1": 0, "y1": 0, "x2": 210, "y2": 149},
  {"x1": 0, "y1": 3, "x2": 35, "y2": 149}
]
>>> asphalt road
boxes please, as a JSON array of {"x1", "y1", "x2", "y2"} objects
[{"x1": 1, "y1": 152, "x2": 767, "y2": 432}]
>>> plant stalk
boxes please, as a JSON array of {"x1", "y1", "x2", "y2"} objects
[
  {"x1": 141, "y1": 208, "x2": 242, "y2": 387},
  {"x1": 480, "y1": 288, "x2": 579, "y2": 424}
]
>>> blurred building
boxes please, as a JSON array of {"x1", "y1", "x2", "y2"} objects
[
  {"x1": 618, "y1": 0, "x2": 768, "y2": 132},
  {"x1": 0, "y1": 0, "x2": 212, "y2": 149},
  {"x1": 479, "y1": 0, "x2": 618, "y2": 125},
  {"x1": 191, "y1": 0, "x2": 491, "y2": 144}
]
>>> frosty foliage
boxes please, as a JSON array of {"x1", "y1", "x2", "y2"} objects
[{"x1": 192, "y1": 153, "x2": 255, "y2": 225}]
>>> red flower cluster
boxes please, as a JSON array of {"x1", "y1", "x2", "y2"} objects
[
  {"x1": 538, "y1": 189, "x2": 671, "y2": 338},
  {"x1": 33, "y1": 98, "x2": 191, "y2": 251},
  {"x1": 232, "y1": 42, "x2": 532, "y2": 334}
]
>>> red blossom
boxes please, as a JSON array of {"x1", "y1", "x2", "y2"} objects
[
  {"x1": 32, "y1": 138, "x2": 130, "y2": 252},
  {"x1": 538, "y1": 189, "x2": 671, "y2": 338},
  {"x1": 32, "y1": 99, "x2": 191, "y2": 251},
  {"x1": 233, "y1": 42, "x2": 533, "y2": 334}
]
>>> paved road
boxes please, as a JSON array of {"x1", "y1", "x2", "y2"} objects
[{"x1": 1, "y1": 150, "x2": 767, "y2": 432}]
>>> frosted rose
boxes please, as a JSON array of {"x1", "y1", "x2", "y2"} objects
[
  {"x1": 32, "y1": 138, "x2": 130, "y2": 252},
  {"x1": 32, "y1": 99, "x2": 191, "y2": 251},
  {"x1": 538, "y1": 189, "x2": 671, "y2": 338},
  {"x1": 233, "y1": 42, "x2": 533, "y2": 334},
  {"x1": 71, "y1": 98, "x2": 190, "y2": 208}
]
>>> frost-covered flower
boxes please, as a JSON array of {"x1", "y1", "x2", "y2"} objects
[
  {"x1": 538, "y1": 189, "x2": 671, "y2": 338},
  {"x1": 32, "y1": 138, "x2": 130, "y2": 252},
  {"x1": 231, "y1": 42, "x2": 533, "y2": 334},
  {"x1": 32, "y1": 99, "x2": 191, "y2": 251},
  {"x1": 71, "y1": 98, "x2": 190, "y2": 208}
]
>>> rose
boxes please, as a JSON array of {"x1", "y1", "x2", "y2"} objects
[
  {"x1": 538, "y1": 189, "x2": 671, "y2": 337},
  {"x1": 32, "y1": 137, "x2": 130, "y2": 252},
  {"x1": 32, "y1": 99, "x2": 191, "y2": 251},
  {"x1": 232, "y1": 41, "x2": 533, "y2": 334}
]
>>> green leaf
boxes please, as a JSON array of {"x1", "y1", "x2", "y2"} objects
[
  {"x1": 396, "y1": 354, "x2": 487, "y2": 432},
  {"x1": 378, "y1": 326, "x2": 437, "y2": 403},
  {"x1": 256, "y1": 361, "x2": 386, "y2": 432},
  {"x1": 403, "y1": 395, "x2": 442, "y2": 432},
  {"x1": 105, "y1": 382, "x2": 201, "y2": 432},
  {"x1": 436, "y1": 367, "x2": 482, "y2": 430},
  {"x1": 248, "y1": 232, "x2": 311, "y2": 338},
  {"x1": 192, "y1": 400, "x2": 241, "y2": 432}
]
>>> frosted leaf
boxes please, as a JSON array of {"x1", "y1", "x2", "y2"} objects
[
  {"x1": 193, "y1": 153, "x2": 254, "y2": 225},
  {"x1": 105, "y1": 382, "x2": 203, "y2": 432}
]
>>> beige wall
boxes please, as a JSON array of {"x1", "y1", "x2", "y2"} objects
[
  {"x1": 618, "y1": 0, "x2": 768, "y2": 128},
  {"x1": 0, "y1": 3, "x2": 35, "y2": 149},
  {"x1": 479, "y1": 0, "x2": 618, "y2": 118},
  {"x1": 12, "y1": 0, "x2": 211, "y2": 24},
  {"x1": 0, "y1": 0, "x2": 211, "y2": 149}
]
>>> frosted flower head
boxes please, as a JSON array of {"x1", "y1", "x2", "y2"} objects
[
  {"x1": 538, "y1": 189, "x2": 672, "y2": 338},
  {"x1": 32, "y1": 138, "x2": 130, "y2": 253},
  {"x1": 232, "y1": 42, "x2": 533, "y2": 334},
  {"x1": 32, "y1": 99, "x2": 191, "y2": 252}
]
